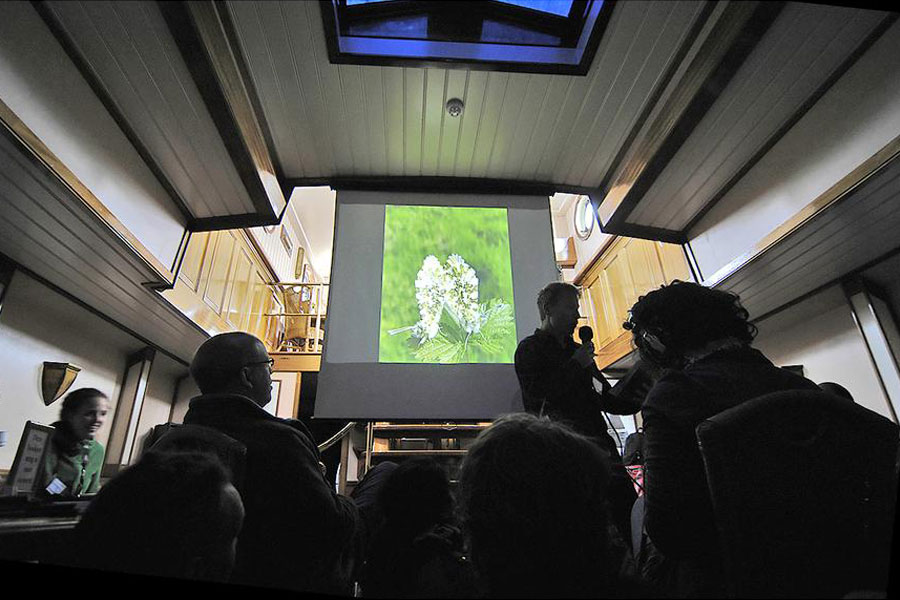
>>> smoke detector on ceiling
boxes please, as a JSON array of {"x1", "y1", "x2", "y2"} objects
[{"x1": 446, "y1": 98, "x2": 464, "y2": 117}]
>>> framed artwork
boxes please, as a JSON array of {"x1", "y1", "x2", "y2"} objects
[
  {"x1": 266, "y1": 380, "x2": 281, "y2": 416},
  {"x1": 301, "y1": 263, "x2": 311, "y2": 283},
  {"x1": 280, "y1": 227, "x2": 293, "y2": 256}
]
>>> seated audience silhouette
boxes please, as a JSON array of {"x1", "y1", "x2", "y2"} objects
[
  {"x1": 184, "y1": 332, "x2": 359, "y2": 593},
  {"x1": 362, "y1": 457, "x2": 476, "y2": 598},
  {"x1": 625, "y1": 281, "x2": 819, "y2": 598},
  {"x1": 819, "y1": 381, "x2": 855, "y2": 402},
  {"x1": 458, "y1": 413, "x2": 638, "y2": 598},
  {"x1": 71, "y1": 451, "x2": 243, "y2": 581}
]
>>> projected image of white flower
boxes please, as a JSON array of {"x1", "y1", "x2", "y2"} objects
[{"x1": 379, "y1": 206, "x2": 517, "y2": 364}]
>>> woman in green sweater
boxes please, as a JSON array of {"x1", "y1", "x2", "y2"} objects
[{"x1": 43, "y1": 388, "x2": 109, "y2": 497}]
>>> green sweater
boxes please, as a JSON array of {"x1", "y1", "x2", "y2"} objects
[{"x1": 42, "y1": 433, "x2": 105, "y2": 497}]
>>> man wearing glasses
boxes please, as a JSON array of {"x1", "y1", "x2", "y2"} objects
[{"x1": 184, "y1": 332, "x2": 359, "y2": 594}]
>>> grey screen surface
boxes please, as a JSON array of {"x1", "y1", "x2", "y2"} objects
[{"x1": 315, "y1": 191, "x2": 557, "y2": 419}]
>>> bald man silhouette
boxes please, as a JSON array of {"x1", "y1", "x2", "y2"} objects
[{"x1": 184, "y1": 332, "x2": 359, "y2": 593}]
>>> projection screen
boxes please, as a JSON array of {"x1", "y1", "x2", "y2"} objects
[{"x1": 315, "y1": 191, "x2": 558, "y2": 420}]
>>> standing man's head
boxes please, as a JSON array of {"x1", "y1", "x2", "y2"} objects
[
  {"x1": 625, "y1": 281, "x2": 756, "y2": 369},
  {"x1": 60, "y1": 388, "x2": 110, "y2": 441},
  {"x1": 190, "y1": 332, "x2": 273, "y2": 407},
  {"x1": 458, "y1": 413, "x2": 613, "y2": 598},
  {"x1": 536, "y1": 282, "x2": 581, "y2": 339}
]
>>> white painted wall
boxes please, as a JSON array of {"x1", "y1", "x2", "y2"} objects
[
  {"x1": 0, "y1": 2, "x2": 186, "y2": 270},
  {"x1": 753, "y1": 284, "x2": 893, "y2": 419},
  {"x1": 689, "y1": 21, "x2": 900, "y2": 280},
  {"x1": 0, "y1": 272, "x2": 138, "y2": 470},
  {"x1": 0, "y1": 270, "x2": 191, "y2": 472}
]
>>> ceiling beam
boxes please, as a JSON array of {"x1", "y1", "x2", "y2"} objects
[
  {"x1": 159, "y1": 0, "x2": 287, "y2": 230},
  {"x1": 596, "y1": 0, "x2": 784, "y2": 239},
  {"x1": 681, "y1": 11, "x2": 900, "y2": 237}
]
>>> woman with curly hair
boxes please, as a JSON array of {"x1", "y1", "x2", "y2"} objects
[{"x1": 625, "y1": 281, "x2": 818, "y2": 598}]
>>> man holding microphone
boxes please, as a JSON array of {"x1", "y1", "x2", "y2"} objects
[{"x1": 515, "y1": 282, "x2": 644, "y2": 538}]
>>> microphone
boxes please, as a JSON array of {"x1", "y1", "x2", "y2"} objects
[{"x1": 578, "y1": 325, "x2": 593, "y2": 346}]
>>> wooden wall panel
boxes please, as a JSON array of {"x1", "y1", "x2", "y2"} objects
[
  {"x1": 579, "y1": 237, "x2": 691, "y2": 367},
  {"x1": 162, "y1": 230, "x2": 279, "y2": 349}
]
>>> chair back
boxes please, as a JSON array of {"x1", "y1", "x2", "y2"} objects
[{"x1": 696, "y1": 390, "x2": 899, "y2": 598}]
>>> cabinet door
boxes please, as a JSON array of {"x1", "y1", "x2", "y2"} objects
[
  {"x1": 656, "y1": 241, "x2": 692, "y2": 282},
  {"x1": 203, "y1": 231, "x2": 236, "y2": 313}
]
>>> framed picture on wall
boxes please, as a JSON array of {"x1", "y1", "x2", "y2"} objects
[
  {"x1": 301, "y1": 263, "x2": 311, "y2": 283},
  {"x1": 266, "y1": 380, "x2": 281, "y2": 417},
  {"x1": 280, "y1": 227, "x2": 293, "y2": 256}
]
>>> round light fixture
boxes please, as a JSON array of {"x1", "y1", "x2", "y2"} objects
[{"x1": 446, "y1": 98, "x2": 464, "y2": 117}]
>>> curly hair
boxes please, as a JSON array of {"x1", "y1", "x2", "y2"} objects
[{"x1": 625, "y1": 280, "x2": 756, "y2": 367}]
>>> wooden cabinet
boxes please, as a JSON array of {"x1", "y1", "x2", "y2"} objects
[
  {"x1": 577, "y1": 237, "x2": 692, "y2": 368},
  {"x1": 161, "y1": 229, "x2": 280, "y2": 350}
]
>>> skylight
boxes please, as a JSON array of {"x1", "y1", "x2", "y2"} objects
[{"x1": 321, "y1": 0, "x2": 613, "y2": 75}]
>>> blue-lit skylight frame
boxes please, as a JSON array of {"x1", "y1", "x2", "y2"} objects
[{"x1": 322, "y1": 0, "x2": 614, "y2": 75}]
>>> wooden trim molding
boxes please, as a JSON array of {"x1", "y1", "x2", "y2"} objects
[
  {"x1": 0, "y1": 97, "x2": 179, "y2": 287},
  {"x1": 596, "y1": 330, "x2": 634, "y2": 370},
  {"x1": 598, "y1": 1, "x2": 784, "y2": 233},
  {"x1": 159, "y1": 0, "x2": 286, "y2": 222},
  {"x1": 286, "y1": 176, "x2": 561, "y2": 197},
  {"x1": 703, "y1": 133, "x2": 900, "y2": 289},
  {"x1": 572, "y1": 234, "x2": 617, "y2": 286}
]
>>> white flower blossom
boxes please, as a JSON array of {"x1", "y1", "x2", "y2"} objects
[{"x1": 411, "y1": 254, "x2": 481, "y2": 339}]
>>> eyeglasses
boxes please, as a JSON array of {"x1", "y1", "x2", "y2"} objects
[{"x1": 245, "y1": 358, "x2": 275, "y2": 373}]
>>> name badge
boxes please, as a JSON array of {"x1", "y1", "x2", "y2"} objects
[{"x1": 45, "y1": 478, "x2": 67, "y2": 495}]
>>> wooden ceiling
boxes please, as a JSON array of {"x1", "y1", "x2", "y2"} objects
[{"x1": 1, "y1": 0, "x2": 897, "y2": 361}]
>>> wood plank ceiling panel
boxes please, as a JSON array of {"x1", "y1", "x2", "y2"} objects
[
  {"x1": 43, "y1": 0, "x2": 254, "y2": 218},
  {"x1": 0, "y1": 133, "x2": 207, "y2": 361},
  {"x1": 716, "y1": 156, "x2": 900, "y2": 320},
  {"x1": 227, "y1": 0, "x2": 708, "y2": 187},
  {"x1": 628, "y1": 4, "x2": 888, "y2": 230}
]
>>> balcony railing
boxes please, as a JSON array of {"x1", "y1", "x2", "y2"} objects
[{"x1": 265, "y1": 282, "x2": 328, "y2": 354}]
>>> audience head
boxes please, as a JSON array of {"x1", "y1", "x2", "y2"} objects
[
  {"x1": 625, "y1": 280, "x2": 756, "y2": 369},
  {"x1": 458, "y1": 413, "x2": 613, "y2": 598},
  {"x1": 536, "y1": 282, "x2": 580, "y2": 336},
  {"x1": 190, "y1": 332, "x2": 273, "y2": 407},
  {"x1": 377, "y1": 457, "x2": 453, "y2": 536},
  {"x1": 74, "y1": 451, "x2": 244, "y2": 581},
  {"x1": 819, "y1": 381, "x2": 854, "y2": 403},
  {"x1": 60, "y1": 388, "x2": 109, "y2": 440}
]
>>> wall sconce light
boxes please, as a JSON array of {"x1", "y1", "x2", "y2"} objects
[{"x1": 41, "y1": 362, "x2": 81, "y2": 406}]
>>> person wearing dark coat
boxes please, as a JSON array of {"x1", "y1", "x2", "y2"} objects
[
  {"x1": 515, "y1": 282, "x2": 642, "y2": 541},
  {"x1": 184, "y1": 332, "x2": 359, "y2": 594},
  {"x1": 626, "y1": 281, "x2": 820, "y2": 598}
]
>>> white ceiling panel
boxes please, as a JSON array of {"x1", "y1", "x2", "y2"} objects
[
  {"x1": 629, "y1": 3, "x2": 888, "y2": 231},
  {"x1": 0, "y1": 131, "x2": 208, "y2": 362},
  {"x1": 227, "y1": 0, "x2": 709, "y2": 186},
  {"x1": 42, "y1": 0, "x2": 256, "y2": 219}
]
